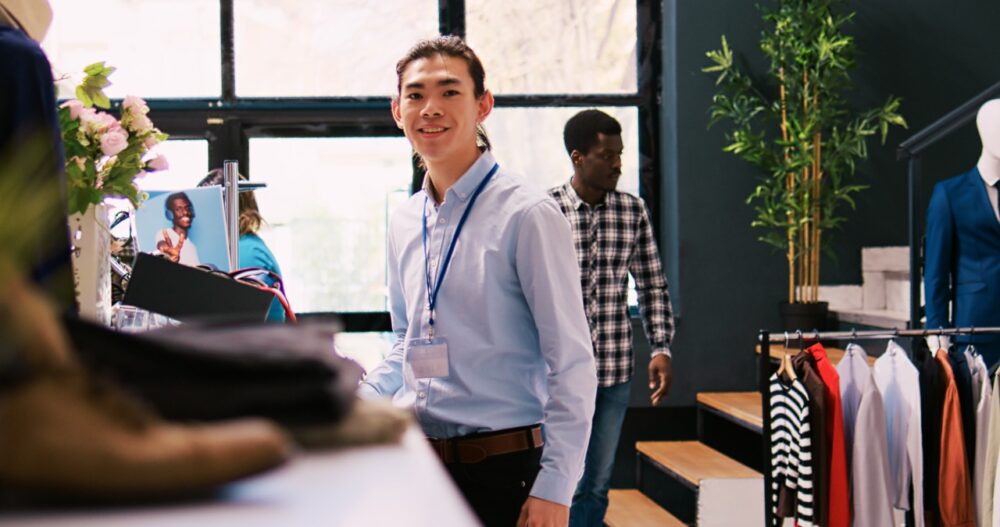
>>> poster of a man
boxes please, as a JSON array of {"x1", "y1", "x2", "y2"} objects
[
  {"x1": 135, "y1": 186, "x2": 230, "y2": 271},
  {"x1": 156, "y1": 192, "x2": 200, "y2": 265}
]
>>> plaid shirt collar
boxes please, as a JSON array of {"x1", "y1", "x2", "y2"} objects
[{"x1": 558, "y1": 179, "x2": 613, "y2": 211}]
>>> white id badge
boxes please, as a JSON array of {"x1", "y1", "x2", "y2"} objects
[{"x1": 407, "y1": 337, "x2": 450, "y2": 379}]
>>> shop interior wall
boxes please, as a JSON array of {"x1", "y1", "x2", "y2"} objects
[{"x1": 647, "y1": 0, "x2": 1000, "y2": 407}]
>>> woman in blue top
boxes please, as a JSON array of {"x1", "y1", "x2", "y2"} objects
[{"x1": 200, "y1": 169, "x2": 286, "y2": 322}]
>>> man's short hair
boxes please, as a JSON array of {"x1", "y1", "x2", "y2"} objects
[
  {"x1": 164, "y1": 192, "x2": 195, "y2": 222},
  {"x1": 563, "y1": 109, "x2": 622, "y2": 156}
]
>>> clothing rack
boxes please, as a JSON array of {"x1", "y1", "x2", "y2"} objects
[{"x1": 757, "y1": 326, "x2": 1000, "y2": 527}]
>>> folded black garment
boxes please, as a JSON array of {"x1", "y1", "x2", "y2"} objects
[{"x1": 64, "y1": 317, "x2": 362, "y2": 428}]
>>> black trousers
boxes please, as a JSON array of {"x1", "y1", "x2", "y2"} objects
[{"x1": 444, "y1": 445, "x2": 543, "y2": 527}]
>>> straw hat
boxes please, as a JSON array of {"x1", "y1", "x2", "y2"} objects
[{"x1": 0, "y1": 0, "x2": 52, "y2": 42}]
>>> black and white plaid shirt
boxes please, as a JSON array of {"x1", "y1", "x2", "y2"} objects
[{"x1": 549, "y1": 182, "x2": 675, "y2": 387}]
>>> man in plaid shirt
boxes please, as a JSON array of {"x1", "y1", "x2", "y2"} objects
[{"x1": 549, "y1": 109, "x2": 675, "y2": 527}]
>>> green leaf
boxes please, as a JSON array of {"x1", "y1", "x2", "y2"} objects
[
  {"x1": 83, "y1": 61, "x2": 106, "y2": 75},
  {"x1": 75, "y1": 86, "x2": 93, "y2": 108}
]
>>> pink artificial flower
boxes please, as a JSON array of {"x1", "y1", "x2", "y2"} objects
[
  {"x1": 100, "y1": 130, "x2": 129, "y2": 156},
  {"x1": 134, "y1": 170, "x2": 148, "y2": 180},
  {"x1": 60, "y1": 99, "x2": 85, "y2": 120},
  {"x1": 130, "y1": 113, "x2": 153, "y2": 133},
  {"x1": 122, "y1": 95, "x2": 148, "y2": 115},
  {"x1": 84, "y1": 111, "x2": 118, "y2": 134},
  {"x1": 143, "y1": 135, "x2": 159, "y2": 148},
  {"x1": 146, "y1": 155, "x2": 169, "y2": 172},
  {"x1": 70, "y1": 156, "x2": 86, "y2": 171},
  {"x1": 78, "y1": 107, "x2": 100, "y2": 129},
  {"x1": 95, "y1": 172, "x2": 105, "y2": 189}
]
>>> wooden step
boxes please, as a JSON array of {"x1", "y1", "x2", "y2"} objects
[
  {"x1": 605, "y1": 489, "x2": 686, "y2": 527},
  {"x1": 755, "y1": 344, "x2": 875, "y2": 366},
  {"x1": 636, "y1": 441, "x2": 761, "y2": 489},
  {"x1": 636, "y1": 441, "x2": 765, "y2": 526},
  {"x1": 697, "y1": 391, "x2": 762, "y2": 433}
]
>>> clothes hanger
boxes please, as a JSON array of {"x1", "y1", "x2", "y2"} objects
[
  {"x1": 968, "y1": 327, "x2": 979, "y2": 357},
  {"x1": 778, "y1": 331, "x2": 797, "y2": 382}
]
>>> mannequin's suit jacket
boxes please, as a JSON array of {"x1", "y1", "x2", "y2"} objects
[{"x1": 924, "y1": 166, "x2": 1000, "y2": 343}]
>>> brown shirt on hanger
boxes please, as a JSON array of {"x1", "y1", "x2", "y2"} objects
[
  {"x1": 935, "y1": 350, "x2": 976, "y2": 527},
  {"x1": 793, "y1": 351, "x2": 829, "y2": 527}
]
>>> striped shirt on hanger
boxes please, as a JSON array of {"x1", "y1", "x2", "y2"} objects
[{"x1": 770, "y1": 373, "x2": 815, "y2": 527}]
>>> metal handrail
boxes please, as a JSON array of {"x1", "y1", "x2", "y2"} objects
[{"x1": 897, "y1": 80, "x2": 1000, "y2": 160}]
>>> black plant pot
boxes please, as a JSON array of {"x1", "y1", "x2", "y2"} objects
[{"x1": 778, "y1": 301, "x2": 829, "y2": 333}]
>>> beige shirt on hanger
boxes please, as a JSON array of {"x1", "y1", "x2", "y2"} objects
[
  {"x1": 873, "y1": 341, "x2": 925, "y2": 527},
  {"x1": 984, "y1": 367, "x2": 1000, "y2": 527}
]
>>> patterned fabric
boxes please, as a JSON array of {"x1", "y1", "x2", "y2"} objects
[
  {"x1": 769, "y1": 373, "x2": 815, "y2": 527},
  {"x1": 549, "y1": 182, "x2": 674, "y2": 387}
]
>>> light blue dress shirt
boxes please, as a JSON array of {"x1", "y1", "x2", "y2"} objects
[{"x1": 359, "y1": 151, "x2": 597, "y2": 506}]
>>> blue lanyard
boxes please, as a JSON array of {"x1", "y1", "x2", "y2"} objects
[{"x1": 422, "y1": 163, "x2": 499, "y2": 335}]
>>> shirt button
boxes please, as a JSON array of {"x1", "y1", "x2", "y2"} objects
[
  {"x1": 438, "y1": 218, "x2": 445, "y2": 224},
  {"x1": 418, "y1": 392, "x2": 427, "y2": 399}
]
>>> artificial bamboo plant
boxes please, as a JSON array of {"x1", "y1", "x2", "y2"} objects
[{"x1": 704, "y1": 0, "x2": 907, "y2": 304}]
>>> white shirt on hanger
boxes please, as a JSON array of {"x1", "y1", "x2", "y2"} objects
[
  {"x1": 838, "y1": 343, "x2": 895, "y2": 527},
  {"x1": 873, "y1": 340, "x2": 925, "y2": 527}
]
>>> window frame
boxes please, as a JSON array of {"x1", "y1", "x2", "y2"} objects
[{"x1": 104, "y1": 0, "x2": 664, "y2": 330}]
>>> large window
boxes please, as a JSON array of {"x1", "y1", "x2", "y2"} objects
[
  {"x1": 43, "y1": 0, "x2": 222, "y2": 98},
  {"x1": 233, "y1": 1, "x2": 438, "y2": 97},
  {"x1": 488, "y1": 107, "x2": 640, "y2": 195},
  {"x1": 250, "y1": 137, "x2": 411, "y2": 313},
  {"x1": 50, "y1": 1, "x2": 662, "y2": 332},
  {"x1": 466, "y1": 0, "x2": 637, "y2": 95}
]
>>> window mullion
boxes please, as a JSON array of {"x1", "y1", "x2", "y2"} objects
[
  {"x1": 439, "y1": 0, "x2": 466, "y2": 37},
  {"x1": 220, "y1": 0, "x2": 235, "y2": 101}
]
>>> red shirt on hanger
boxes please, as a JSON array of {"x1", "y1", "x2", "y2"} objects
[{"x1": 807, "y1": 343, "x2": 851, "y2": 527}]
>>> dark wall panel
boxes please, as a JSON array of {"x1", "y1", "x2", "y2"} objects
[{"x1": 655, "y1": 0, "x2": 1000, "y2": 405}]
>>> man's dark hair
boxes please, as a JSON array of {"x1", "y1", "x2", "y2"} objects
[
  {"x1": 563, "y1": 109, "x2": 622, "y2": 156},
  {"x1": 395, "y1": 36, "x2": 491, "y2": 151},
  {"x1": 164, "y1": 192, "x2": 195, "y2": 222},
  {"x1": 396, "y1": 35, "x2": 487, "y2": 98}
]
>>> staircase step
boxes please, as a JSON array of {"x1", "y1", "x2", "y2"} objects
[
  {"x1": 636, "y1": 441, "x2": 761, "y2": 489},
  {"x1": 606, "y1": 489, "x2": 686, "y2": 527},
  {"x1": 697, "y1": 391, "x2": 762, "y2": 433}
]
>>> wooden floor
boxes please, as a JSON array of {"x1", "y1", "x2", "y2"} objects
[
  {"x1": 636, "y1": 441, "x2": 761, "y2": 487},
  {"x1": 605, "y1": 489, "x2": 686, "y2": 527},
  {"x1": 697, "y1": 391, "x2": 762, "y2": 431}
]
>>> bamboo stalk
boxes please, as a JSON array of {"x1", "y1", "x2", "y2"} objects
[
  {"x1": 812, "y1": 83, "x2": 822, "y2": 303},
  {"x1": 802, "y1": 70, "x2": 811, "y2": 302},
  {"x1": 779, "y1": 67, "x2": 795, "y2": 304}
]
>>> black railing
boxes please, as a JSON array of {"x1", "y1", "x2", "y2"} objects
[{"x1": 896, "y1": 80, "x2": 1000, "y2": 329}]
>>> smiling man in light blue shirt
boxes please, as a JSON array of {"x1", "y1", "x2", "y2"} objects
[{"x1": 358, "y1": 36, "x2": 597, "y2": 527}]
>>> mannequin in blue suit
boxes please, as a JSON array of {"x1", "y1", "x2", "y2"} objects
[{"x1": 924, "y1": 99, "x2": 1000, "y2": 368}]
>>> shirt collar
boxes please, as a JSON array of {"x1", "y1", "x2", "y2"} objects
[
  {"x1": 977, "y1": 164, "x2": 1000, "y2": 187},
  {"x1": 560, "y1": 179, "x2": 587, "y2": 210},
  {"x1": 422, "y1": 150, "x2": 498, "y2": 204},
  {"x1": 563, "y1": 178, "x2": 612, "y2": 210}
]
